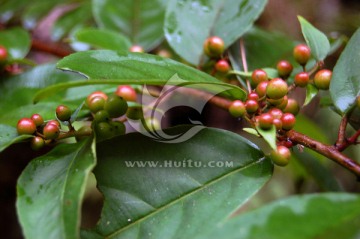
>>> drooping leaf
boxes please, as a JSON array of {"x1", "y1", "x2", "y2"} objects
[
  {"x1": 256, "y1": 125, "x2": 277, "y2": 150},
  {"x1": 16, "y1": 137, "x2": 96, "y2": 239},
  {"x1": 202, "y1": 193, "x2": 360, "y2": 239},
  {"x1": 330, "y1": 28, "x2": 360, "y2": 114},
  {"x1": 298, "y1": 16, "x2": 330, "y2": 61},
  {"x1": 304, "y1": 84, "x2": 318, "y2": 106},
  {"x1": 165, "y1": 0, "x2": 268, "y2": 65},
  {"x1": 75, "y1": 28, "x2": 132, "y2": 51},
  {"x1": 0, "y1": 124, "x2": 32, "y2": 153},
  {"x1": 82, "y1": 126, "x2": 273, "y2": 238},
  {"x1": 0, "y1": 27, "x2": 31, "y2": 59},
  {"x1": 34, "y1": 50, "x2": 246, "y2": 102},
  {"x1": 92, "y1": 0, "x2": 167, "y2": 50}
]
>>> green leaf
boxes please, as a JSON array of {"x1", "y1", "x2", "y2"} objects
[
  {"x1": 34, "y1": 50, "x2": 246, "y2": 102},
  {"x1": 0, "y1": 27, "x2": 31, "y2": 59},
  {"x1": 202, "y1": 193, "x2": 360, "y2": 239},
  {"x1": 75, "y1": 28, "x2": 132, "y2": 51},
  {"x1": 256, "y1": 125, "x2": 277, "y2": 150},
  {"x1": 92, "y1": 0, "x2": 167, "y2": 50},
  {"x1": 16, "y1": 137, "x2": 96, "y2": 239},
  {"x1": 82, "y1": 126, "x2": 273, "y2": 238},
  {"x1": 243, "y1": 127, "x2": 260, "y2": 137},
  {"x1": 304, "y1": 84, "x2": 319, "y2": 106},
  {"x1": 0, "y1": 124, "x2": 32, "y2": 153},
  {"x1": 298, "y1": 16, "x2": 330, "y2": 61},
  {"x1": 165, "y1": 0, "x2": 268, "y2": 65},
  {"x1": 330, "y1": 28, "x2": 360, "y2": 114}
]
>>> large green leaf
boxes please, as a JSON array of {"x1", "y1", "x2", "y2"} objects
[
  {"x1": 203, "y1": 193, "x2": 360, "y2": 239},
  {"x1": 75, "y1": 28, "x2": 132, "y2": 51},
  {"x1": 0, "y1": 27, "x2": 31, "y2": 59},
  {"x1": 298, "y1": 16, "x2": 330, "y2": 61},
  {"x1": 165, "y1": 0, "x2": 268, "y2": 65},
  {"x1": 82, "y1": 126, "x2": 273, "y2": 238},
  {"x1": 92, "y1": 0, "x2": 167, "y2": 50},
  {"x1": 0, "y1": 124, "x2": 32, "y2": 153},
  {"x1": 330, "y1": 28, "x2": 360, "y2": 114},
  {"x1": 16, "y1": 137, "x2": 96, "y2": 239},
  {"x1": 34, "y1": 50, "x2": 246, "y2": 102}
]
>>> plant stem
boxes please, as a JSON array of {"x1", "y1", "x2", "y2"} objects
[
  {"x1": 335, "y1": 116, "x2": 348, "y2": 149},
  {"x1": 240, "y1": 38, "x2": 251, "y2": 93}
]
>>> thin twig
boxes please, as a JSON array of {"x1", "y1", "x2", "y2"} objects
[{"x1": 240, "y1": 38, "x2": 251, "y2": 93}]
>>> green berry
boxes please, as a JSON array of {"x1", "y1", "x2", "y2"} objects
[
  {"x1": 277, "y1": 60, "x2": 293, "y2": 78},
  {"x1": 283, "y1": 98, "x2": 300, "y2": 115},
  {"x1": 270, "y1": 145, "x2": 291, "y2": 166},
  {"x1": 266, "y1": 78, "x2": 288, "y2": 100},
  {"x1": 110, "y1": 121, "x2": 126, "y2": 135},
  {"x1": 314, "y1": 69, "x2": 332, "y2": 90},
  {"x1": 31, "y1": 114, "x2": 44, "y2": 127},
  {"x1": 94, "y1": 122, "x2": 114, "y2": 141},
  {"x1": 115, "y1": 85, "x2": 137, "y2": 102},
  {"x1": 56, "y1": 105, "x2": 72, "y2": 121},
  {"x1": 30, "y1": 136, "x2": 45, "y2": 151},
  {"x1": 0, "y1": 45, "x2": 8, "y2": 63},
  {"x1": 277, "y1": 96, "x2": 289, "y2": 110},
  {"x1": 75, "y1": 125, "x2": 93, "y2": 141},
  {"x1": 203, "y1": 36, "x2": 225, "y2": 58},
  {"x1": 126, "y1": 106, "x2": 144, "y2": 120},
  {"x1": 294, "y1": 72, "x2": 309, "y2": 87},
  {"x1": 43, "y1": 123, "x2": 60, "y2": 140},
  {"x1": 229, "y1": 100, "x2": 246, "y2": 117},
  {"x1": 104, "y1": 95, "x2": 128, "y2": 118},
  {"x1": 251, "y1": 69, "x2": 268, "y2": 85},
  {"x1": 17, "y1": 118, "x2": 37, "y2": 135},
  {"x1": 245, "y1": 100, "x2": 259, "y2": 113},
  {"x1": 215, "y1": 59, "x2": 230, "y2": 73},
  {"x1": 258, "y1": 113, "x2": 274, "y2": 130},
  {"x1": 88, "y1": 96, "x2": 106, "y2": 113},
  {"x1": 293, "y1": 44, "x2": 311, "y2": 65},
  {"x1": 86, "y1": 91, "x2": 108, "y2": 108},
  {"x1": 94, "y1": 110, "x2": 110, "y2": 123},
  {"x1": 281, "y1": 113, "x2": 296, "y2": 130}
]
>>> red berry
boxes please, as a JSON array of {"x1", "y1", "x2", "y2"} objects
[
  {"x1": 47, "y1": 120, "x2": 61, "y2": 128},
  {"x1": 283, "y1": 98, "x2": 300, "y2": 115},
  {"x1": 0, "y1": 45, "x2": 8, "y2": 62},
  {"x1": 273, "y1": 118, "x2": 282, "y2": 130},
  {"x1": 248, "y1": 92, "x2": 259, "y2": 101},
  {"x1": 281, "y1": 113, "x2": 296, "y2": 130},
  {"x1": 255, "y1": 81, "x2": 269, "y2": 98},
  {"x1": 266, "y1": 78, "x2": 288, "y2": 99},
  {"x1": 293, "y1": 44, "x2": 311, "y2": 65},
  {"x1": 258, "y1": 113, "x2": 274, "y2": 130},
  {"x1": 129, "y1": 45, "x2": 144, "y2": 53},
  {"x1": 86, "y1": 91, "x2": 108, "y2": 107},
  {"x1": 251, "y1": 69, "x2": 268, "y2": 85},
  {"x1": 215, "y1": 59, "x2": 230, "y2": 73},
  {"x1": 277, "y1": 60, "x2": 293, "y2": 78},
  {"x1": 115, "y1": 85, "x2": 137, "y2": 102},
  {"x1": 268, "y1": 108, "x2": 283, "y2": 119},
  {"x1": 228, "y1": 100, "x2": 246, "y2": 117},
  {"x1": 245, "y1": 100, "x2": 259, "y2": 113},
  {"x1": 270, "y1": 145, "x2": 291, "y2": 166},
  {"x1": 56, "y1": 105, "x2": 72, "y2": 121},
  {"x1": 30, "y1": 136, "x2": 45, "y2": 151},
  {"x1": 17, "y1": 118, "x2": 37, "y2": 135},
  {"x1": 203, "y1": 36, "x2": 225, "y2": 58},
  {"x1": 43, "y1": 123, "x2": 60, "y2": 140},
  {"x1": 294, "y1": 72, "x2": 309, "y2": 87},
  {"x1": 31, "y1": 114, "x2": 44, "y2": 127},
  {"x1": 88, "y1": 96, "x2": 106, "y2": 113},
  {"x1": 314, "y1": 69, "x2": 332, "y2": 90}
]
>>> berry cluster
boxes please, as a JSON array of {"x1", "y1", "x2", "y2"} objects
[
  {"x1": 204, "y1": 36, "x2": 230, "y2": 74},
  {"x1": 226, "y1": 43, "x2": 333, "y2": 166}
]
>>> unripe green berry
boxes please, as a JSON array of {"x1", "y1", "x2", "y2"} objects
[
  {"x1": 255, "y1": 81, "x2": 269, "y2": 98},
  {"x1": 294, "y1": 72, "x2": 309, "y2": 87},
  {"x1": 283, "y1": 98, "x2": 300, "y2": 115},
  {"x1": 30, "y1": 136, "x2": 45, "y2": 151},
  {"x1": 129, "y1": 45, "x2": 144, "y2": 53},
  {"x1": 277, "y1": 60, "x2": 293, "y2": 78},
  {"x1": 270, "y1": 145, "x2": 291, "y2": 166},
  {"x1": 229, "y1": 100, "x2": 246, "y2": 117},
  {"x1": 88, "y1": 96, "x2": 106, "y2": 113},
  {"x1": 94, "y1": 122, "x2": 114, "y2": 141},
  {"x1": 43, "y1": 123, "x2": 60, "y2": 140},
  {"x1": 0, "y1": 45, "x2": 8, "y2": 63},
  {"x1": 104, "y1": 95, "x2": 128, "y2": 118},
  {"x1": 293, "y1": 44, "x2": 311, "y2": 65},
  {"x1": 215, "y1": 59, "x2": 230, "y2": 73},
  {"x1": 251, "y1": 69, "x2": 268, "y2": 85},
  {"x1": 110, "y1": 121, "x2": 126, "y2": 135},
  {"x1": 126, "y1": 106, "x2": 144, "y2": 120},
  {"x1": 281, "y1": 113, "x2": 296, "y2": 130},
  {"x1": 203, "y1": 36, "x2": 224, "y2": 58},
  {"x1": 86, "y1": 91, "x2": 108, "y2": 108},
  {"x1": 56, "y1": 105, "x2": 72, "y2": 121},
  {"x1": 94, "y1": 110, "x2": 110, "y2": 123},
  {"x1": 17, "y1": 118, "x2": 37, "y2": 135},
  {"x1": 276, "y1": 96, "x2": 289, "y2": 110},
  {"x1": 314, "y1": 69, "x2": 332, "y2": 90},
  {"x1": 115, "y1": 85, "x2": 137, "y2": 102},
  {"x1": 245, "y1": 100, "x2": 259, "y2": 113},
  {"x1": 75, "y1": 125, "x2": 93, "y2": 141},
  {"x1": 266, "y1": 78, "x2": 288, "y2": 100},
  {"x1": 31, "y1": 114, "x2": 44, "y2": 127},
  {"x1": 258, "y1": 113, "x2": 274, "y2": 130}
]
